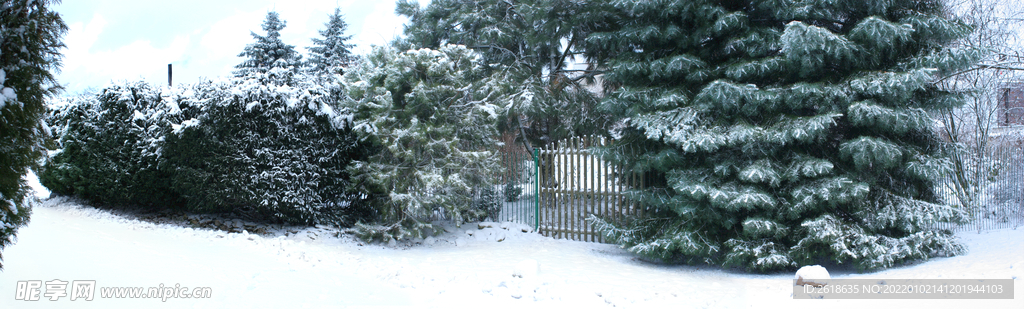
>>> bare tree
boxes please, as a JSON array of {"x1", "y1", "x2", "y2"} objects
[{"x1": 939, "y1": 0, "x2": 1024, "y2": 230}]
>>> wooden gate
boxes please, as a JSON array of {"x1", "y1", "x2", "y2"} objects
[{"x1": 537, "y1": 135, "x2": 644, "y2": 243}]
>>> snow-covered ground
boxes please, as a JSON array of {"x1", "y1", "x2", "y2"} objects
[{"x1": 1, "y1": 175, "x2": 1021, "y2": 308}]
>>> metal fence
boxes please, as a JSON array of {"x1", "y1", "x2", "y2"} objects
[
  {"x1": 492, "y1": 140, "x2": 539, "y2": 228},
  {"x1": 935, "y1": 138, "x2": 1024, "y2": 232}
]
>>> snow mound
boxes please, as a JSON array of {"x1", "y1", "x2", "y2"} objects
[{"x1": 794, "y1": 265, "x2": 830, "y2": 287}]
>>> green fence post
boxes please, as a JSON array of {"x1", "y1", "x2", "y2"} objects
[{"x1": 534, "y1": 148, "x2": 540, "y2": 232}]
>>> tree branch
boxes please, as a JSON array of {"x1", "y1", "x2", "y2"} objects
[{"x1": 935, "y1": 62, "x2": 1024, "y2": 83}]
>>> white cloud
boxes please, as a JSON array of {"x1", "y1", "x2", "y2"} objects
[
  {"x1": 60, "y1": 13, "x2": 193, "y2": 90},
  {"x1": 200, "y1": 10, "x2": 265, "y2": 53},
  {"x1": 351, "y1": 1, "x2": 410, "y2": 55},
  {"x1": 62, "y1": 14, "x2": 107, "y2": 72}
]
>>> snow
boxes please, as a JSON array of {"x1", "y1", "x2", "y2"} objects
[
  {"x1": 24, "y1": 170, "x2": 50, "y2": 200},
  {"x1": 171, "y1": 118, "x2": 200, "y2": 135},
  {"x1": 0, "y1": 86, "x2": 16, "y2": 109},
  {"x1": 1, "y1": 181, "x2": 1021, "y2": 308},
  {"x1": 795, "y1": 265, "x2": 831, "y2": 286},
  {"x1": 0, "y1": 68, "x2": 7, "y2": 109}
]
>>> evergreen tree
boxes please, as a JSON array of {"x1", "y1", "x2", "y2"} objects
[
  {"x1": 397, "y1": 0, "x2": 611, "y2": 149},
  {"x1": 343, "y1": 44, "x2": 503, "y2": 241},
  {"x1": 234, "y1": 11, "x2": 303, "y2": 84},
  {"x1": 0, "y1": 0, "x2": 66, "y2": 269},
  {"x1": 586, "y1": 0, "x2": 978, "y2": 271},
  {"x1": 306, "y1": 7, "x2": 356, "y2": 77}
]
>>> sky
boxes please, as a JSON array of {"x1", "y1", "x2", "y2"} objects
[{"x1": 54, "y1": 0, "x2": 429, "y2": 94}]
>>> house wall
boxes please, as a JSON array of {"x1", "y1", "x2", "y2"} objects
[{"x1": 999, "y1": 82, "x2": 1024, "y2": 126}]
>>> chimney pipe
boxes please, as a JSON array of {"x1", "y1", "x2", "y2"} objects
[{"x1": 168, "y1": 64, "x2": 173, "y2": 87}]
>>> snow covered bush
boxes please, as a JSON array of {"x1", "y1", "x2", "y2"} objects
[
  {"x1": 586, "y1": 0, "x2": 975, "y2": 271},
  {"x1": 40, "y1": 78, "x2": 368, "y2": 226},
  {"x1": 343, "y1": 44, "x2": 503, "y2": 240},
  {"x1": 475, "y1": 186, "x2": 503, "y2": 220},
  {"x1": 42, "y1": 82, "x2": 181, "y2": 209},
  {"x1": 165, "y1": 78, "x2": 367, "y2": 225},
  {"x1": 0, "y1": 0, "x2": 66, "y2": 269}
]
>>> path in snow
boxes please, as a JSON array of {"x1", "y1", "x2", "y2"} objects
[{"x1": 0, "y1": 176, "x2": 1021, "y2": 308}]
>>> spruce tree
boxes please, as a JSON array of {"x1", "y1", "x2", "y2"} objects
[
  {"x1": 234, "y1": 11, "x2": 303, "y2": 83},
  {"x1": 587, "y1": 0, "x2": 979, "y2": 271},
  {"x1": 0, "y1": 0, "x2": 66, "y2": 269},
  {"x1": 306, "y1": 7, "x2": 356, "y2": 77}
]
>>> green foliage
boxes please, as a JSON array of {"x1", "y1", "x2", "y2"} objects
[
  {"x1": 474, "y1": 186, "x2": 502, "y2": 221},
  {"x1": 398, "y1": 0, "x2": 611, "y2": 148},
  {"x1": 41, "y1": 12, "x2": 372, "y2": 226},
  {"x1": 353, "y1": 218, "x2": 444, "y2": 244},
  {"x1": 41, "y1": 83, "x2": 181, "y2": 209},
  {"x1": 343, "y1": 44, "x2": 502, "y2": 230},
  {"x1": 164, "y1": 78, "x2": 367, "y2": 225},
  {"x1": 41, "y1": 78, "x2": 368, "y2": 226},
  {"x1": 587, "y1": 0, "x2": 973, "y2": 272},
  {"x1": 0, "y1": 0, "x2": 66, "y2": 269}
]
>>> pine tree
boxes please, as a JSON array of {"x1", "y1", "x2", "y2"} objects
[
  {"x1": 234, "y1": 11, "x2": 303, "y2": 83},
  {"x1": 586, "y1": 0, "x2": 979, "y2": 271},
  {"x1": 397, "y1": 0, "x2": 610, "y2": 149},
  {"x1": 0, "y1": 0, "x2": 66, "y2": 269},
  {"x1": 343, "y1": 44, "x2": 503, "y2": 241},
  {"x1": 306, "y1": 7, "x2": 356, "y2": 77}
]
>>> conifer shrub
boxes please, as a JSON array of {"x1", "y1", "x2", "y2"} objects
[
  {"x1": 165, "y1": 79, "x2": 367, "y2": 225},
  {"x1": 504, "y1": 181, "x2": 522, "y2": 202},
  {"x1": 41, "y1": 79, "x2": 369, "y2": 226},
  {"x1": 42, "y1": 82, "x2": 181, "y2": 210},
  {"x1": 472, "y1": 186, "x2": 503, "y2": 221}
]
